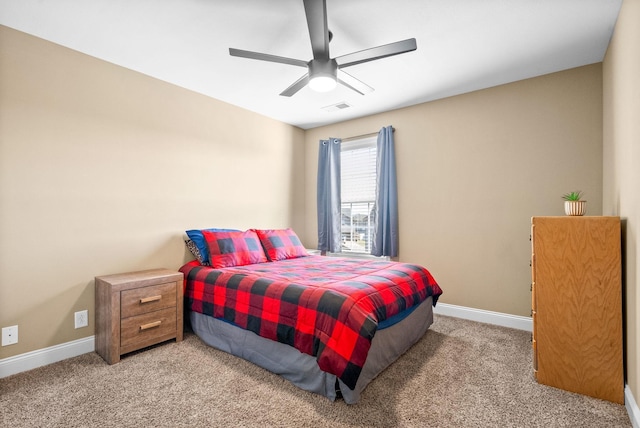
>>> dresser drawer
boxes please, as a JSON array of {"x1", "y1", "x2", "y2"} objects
[
  {"x1": 121, "y1": 281, "x2": 177, "y2": 318},
  {"x1": 120, "y1": 307, "x2": 177, "y2": 354}
]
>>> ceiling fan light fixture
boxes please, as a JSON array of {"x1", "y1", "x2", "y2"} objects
[
  {"x1": 308, "y1": 58, "x2": 338, "y2": 92},
  {"x1": 309, "y1": 75, "x2": 337, "y2": 92}
]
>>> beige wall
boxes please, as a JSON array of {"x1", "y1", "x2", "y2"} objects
[
  {"x1": 603, "y1": 0, "x2": 640, "y2": 404},
  {"x1": 303, "y1": 65, "x2": 604, "y2": 317},
  {"x1": 0, "y1": 26, "x2": 305, "y2": 359}
]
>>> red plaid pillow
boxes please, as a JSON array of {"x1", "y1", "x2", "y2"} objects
[
  {"x1": 203, "y1": 230, "x2": 268, "y2": 268},
  {"x1": 254, "y1": 228, "x2": 309, "y2": 261}
]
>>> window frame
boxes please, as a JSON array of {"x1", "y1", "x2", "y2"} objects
[{"x1": 339, "y1": 136, "x2": 377, "y2": 255}]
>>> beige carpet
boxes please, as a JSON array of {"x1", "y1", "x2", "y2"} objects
[{"x1": 0, "y1": 315, "x2": 631, "y2": 427}]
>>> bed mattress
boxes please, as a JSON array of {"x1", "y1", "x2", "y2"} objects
[
  {"x1": 181, "y1": 255, "x2": 441, "y2": 390},
  {"x1": 190, "y1": 295, "x2": 434, "y2": 404}
]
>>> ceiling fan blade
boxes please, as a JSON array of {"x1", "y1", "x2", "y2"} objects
[
  {"x1": 229, "y1": 48, "x2": 308, "y2": 68},
  {"x1": 303, "y1": 0, "x2": 330, "y2": 60},
  {"x1": 336, "y1": 38, "x2": 417, "y2": 68},
  {"x1": 337, "y1": 70, "x2": 374, "y2": 95},
  {"x1": 280, "y1": 73, "x2": 310, "y2": 97}
]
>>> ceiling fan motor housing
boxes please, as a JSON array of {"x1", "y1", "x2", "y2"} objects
[
  {"x1": 308, "y1": 59, "x2": 338, "y2": 92},
  {"x1": 309, "y1": 58, "x2": 337, "y2": 80}
]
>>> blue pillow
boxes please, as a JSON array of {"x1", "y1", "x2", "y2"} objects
[{"x1": 185, "y1": 228, "x2": 240, "y2": 265}]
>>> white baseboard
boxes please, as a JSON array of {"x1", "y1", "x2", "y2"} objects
[
  {"x1": 433, "y1": 302, "x2": 533, "y2": 332},
  {"x1": 0, "y1": 307, "x2": 637, "y2": 428},
  {"x1": 627, "y1": 385, "x2": 640, "y2": 428},
  {"x1": 0, "y1": 303, "x2": 529, "y2": 378},
  {"x1": 0, "y1": 335, "x2": 95, "y2": 378}
]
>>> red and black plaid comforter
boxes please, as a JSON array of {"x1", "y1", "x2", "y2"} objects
[{"x1": 180, "y1": 256, "x2": 441, "y2": 390}]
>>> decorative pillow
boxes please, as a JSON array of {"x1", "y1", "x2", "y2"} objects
[
  {"x1": 254, "y1": 228, "x2": 308, "y2": 261},
  {"x1": 202, "y1": 229, "x2": 268, "y2": 268},
  {"x1": 185, "y1": 228, "x2": 240, "y2": 265},
  {"x1": 185, "y1": 239, "x2": 208, "y2": 265}
]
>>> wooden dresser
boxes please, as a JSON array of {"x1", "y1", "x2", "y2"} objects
[
  {"x1": 95, "y1": 268, "x2": 183, "y2": 364},
  {"x1": 531, "y1": 216, "x2": 623, "y2": 403}
]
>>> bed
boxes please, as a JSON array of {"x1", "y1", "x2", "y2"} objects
[{"x1": 180, "y1": 228, "x2": 442, "y2": 403}]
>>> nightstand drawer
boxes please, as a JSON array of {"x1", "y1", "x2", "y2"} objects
[
  {"x1": 121, "y1": 282, "x2": 177, "y2": 318},
  {"x1": 120, "y1": 307, "x2": 177, "y2": 354},
  {"x1": 96, "y1": 268, "x2": 183, "y2": 364}
]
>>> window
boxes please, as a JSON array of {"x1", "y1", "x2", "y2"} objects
[{"x1": 340, "y1": 137, "x2": 377, "y2": 254}]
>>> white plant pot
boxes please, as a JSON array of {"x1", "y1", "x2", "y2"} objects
[{"x1": 564, "y1": 200, "x2": 586, "y2": 216}]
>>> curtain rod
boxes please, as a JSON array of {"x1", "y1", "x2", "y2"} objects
[{"x1": 341, "y1": 127, "x2": 394, "y2": 143}]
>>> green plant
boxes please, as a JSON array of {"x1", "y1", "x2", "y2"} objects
[{"x1": 562, "y1": 190, "x2": 583, "y2": 201}]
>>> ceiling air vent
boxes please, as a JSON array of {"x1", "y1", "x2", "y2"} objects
[{"x1": 322, "y1": 102, "x2": 352, "y2": 112}]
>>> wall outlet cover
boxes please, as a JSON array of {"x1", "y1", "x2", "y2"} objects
[
  {"x1": 74, "y1": 310, "x2": 88, "y2": 329},
  {"x1": 2, "y1": 325, "x2": 18, "y2": 346}
]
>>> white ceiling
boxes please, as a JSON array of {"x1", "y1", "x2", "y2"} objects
[{"x1": 0, "y1": 0, "x2": 622, "y2": 130}]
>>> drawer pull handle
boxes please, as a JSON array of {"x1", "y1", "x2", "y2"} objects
[
  {"x1": 140, "y1": 321, "x2": 162, "y2": 331},
  {"x1": 140, "y1": 295, "x2": 162, "y2": 304}
]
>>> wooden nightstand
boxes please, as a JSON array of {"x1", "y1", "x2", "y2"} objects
[{"x1": 95, "y1": 268, "x2": 183, "y2": 364}]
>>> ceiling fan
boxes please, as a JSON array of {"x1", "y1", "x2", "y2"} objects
[{"x1": 229, "y1": 0, "x2": 417, "y2": 97}]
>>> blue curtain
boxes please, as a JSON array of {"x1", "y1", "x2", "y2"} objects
[
  {"x1": 317, "y1": 138, "x2": 342, "y2": 253},
  {"x1": 372, "y1": 126, "x2": 398, "y2": 257}
]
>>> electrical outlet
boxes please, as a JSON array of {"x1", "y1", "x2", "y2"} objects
[
  {"x1": 2, "y1": 325, "x2": 18, "y2": 346},
  {"x1": 74, "y1": 310, "x2": 88, "y2": 329}
]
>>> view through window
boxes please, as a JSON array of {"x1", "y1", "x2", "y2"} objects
[{"x1": 341, "y1": 136, "x2": 377, "y2": 253}]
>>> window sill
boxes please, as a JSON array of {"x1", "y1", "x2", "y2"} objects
[{"x1": 306, "y1": 249, "x2": 390, "y2": 261}]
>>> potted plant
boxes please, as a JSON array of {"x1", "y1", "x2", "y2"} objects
[{"x1": 562, "y1": 191, "x2": 586, "y2": 216}]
